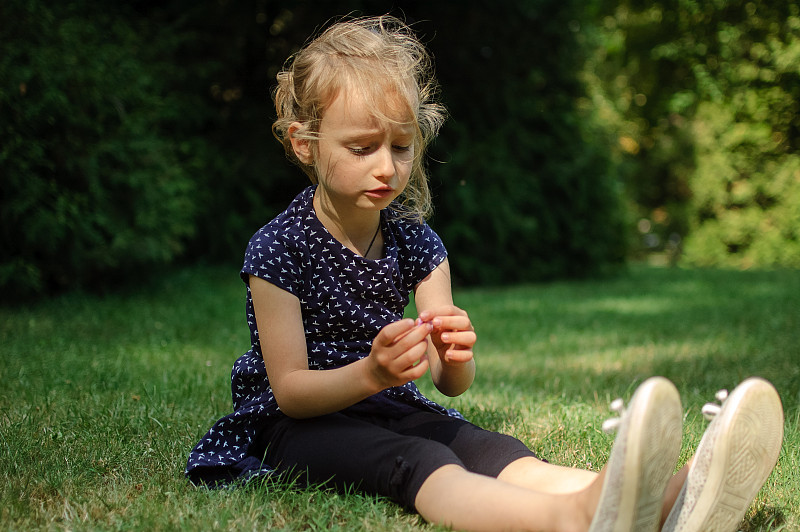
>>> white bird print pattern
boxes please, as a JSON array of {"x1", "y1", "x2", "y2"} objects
[{"x1": 185, "y1": 186, "x2": 461, "y2": 486}]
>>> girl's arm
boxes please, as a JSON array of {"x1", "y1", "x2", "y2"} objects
[
  {"x1": 413, "y1": 259, "x2": 477, "y2": 397},
  {"x1": 250, "y1": 275, "x2": 433, "y2": 419}
]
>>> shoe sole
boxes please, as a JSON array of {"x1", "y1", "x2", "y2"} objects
[
  {"x1": 662, "y1": 377, "x2": 784, "y2": 532},
  {"x1": 589, "y1": 377, "x2": 683, "y2": 532}
]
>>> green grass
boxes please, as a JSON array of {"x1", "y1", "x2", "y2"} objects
[{"x1": 2, "y1": 264, "x2": 798, "y2": 530}]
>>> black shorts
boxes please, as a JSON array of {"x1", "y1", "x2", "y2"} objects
[{"x1": 255, "y1": 409, "x2": 537, "y2": 509}]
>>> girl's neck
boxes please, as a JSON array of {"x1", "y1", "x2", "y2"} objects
[{"x1": 313, "y1": 189, "x2": 382, "y2": 258}]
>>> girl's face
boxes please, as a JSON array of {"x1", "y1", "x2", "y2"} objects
[{"x1": 294, "y1": 91, "x2": 416, "y2": 216}]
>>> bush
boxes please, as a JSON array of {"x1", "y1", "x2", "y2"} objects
[
  {"x1": 684, "y1": 100, "x2": 800, "y2": 268},
  {"x1": 421, "y1": 0, "x2": 628, "y2": 284},
  {"x1": 0, "y1": 2, "x2": 201, "y2": 298},
  {"x1": 587, "y1": 0, "x2": 800, "y2": 268},
  {"x1": 169, "y1": 0, "x2": 631, "y2": 285},
  {"x1": 681, "y1": 5, "x2": 800, "y2": 268},
  {"x1": 1, "y1": 0, "x2": 632, "y2": 297}
]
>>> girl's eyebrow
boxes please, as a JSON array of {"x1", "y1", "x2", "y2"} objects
[
  {"x1": 341, "y1": 126, "x2": 414, "y2": 143},
  {"x1": 341, "y1": 128, "x2": 384, "y2": 141}
]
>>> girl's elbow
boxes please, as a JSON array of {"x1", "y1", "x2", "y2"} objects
[
  {"x1": 435, "y1": 382, "x2": 472, "y2": 398},
  {"x1": 433, "y1": 364, "x2": 475, "y2": 397},
  {"x1": 271, "y1": 386, "x2": 306, "y2": 419},
  {"x1": 274, "y1": 397, "x2": 312, "y2": 419}
]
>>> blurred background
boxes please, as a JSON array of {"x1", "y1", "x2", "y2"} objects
[{"x1": 2, "y1": 0, "x2": 799, "y2": 299}]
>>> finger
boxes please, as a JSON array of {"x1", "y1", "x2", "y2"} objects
[
  {"x1": 392, "y1": 321, "x2": 433, "y2": 348},
  {"x1": 400, "y1": 353, "x2": 430, "y2": 381},
  {"x1": 418, "y1": 305, "x2": 467, "y2": 323},
  {"x1": 394, "y1": 335, "x2": 430, "y2": 368},
  {"x1": 384, "y1": 342, "x2": 428, "y2": 384},
  {"x1": 403, "y1": 358, "x2": 429, "y2": 382},
  {"x1": 376, "y1": 319, "x2": 417, "y2": 346},
  {"x1": 443, "y1": 348, "x2": 474, "y2": 363},
  {"x1": 376, "y1": 323, "x2": 428, "y2": 368},
  {"x1": 439, "y1": 330, "x2": 477, "y2": 347},
  {"x1": 433, "y1": 316, "x2": 473, "y2": 334}
]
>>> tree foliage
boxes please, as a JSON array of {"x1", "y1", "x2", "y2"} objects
[
  {"x1": 6, "y1": 0, "x2": 797, "y2": 299},
  {"x1": 589, "y1": 0, "x2": 800, "y2": 267},
  {"x1": 1, "y1": 1, "x2": 205, "y2": 296},
  {"x1": 419, "y1": 0, "x2": 628, "y2": 284},
  {"x1": 2, "y1": 0, "x2": 629, "y2": 297}
]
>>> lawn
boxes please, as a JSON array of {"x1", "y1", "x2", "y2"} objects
[{"x1": 1, "y1": 264, "x2": 798, "y2": 531}]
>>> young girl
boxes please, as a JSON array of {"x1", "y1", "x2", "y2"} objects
[{"x1": 186, "y1": 16, "x2": 783, "y2": 531}]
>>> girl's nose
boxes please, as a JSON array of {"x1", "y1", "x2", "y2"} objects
[{"x1": 373, "y1": 145, "x2": 396, "y2": 180}]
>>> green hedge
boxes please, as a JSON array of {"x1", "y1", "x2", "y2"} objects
[
  {"x1": 682, "y1": 5, "x2": 800, "y2": 268},
  {"x1": 2, "y1": 0, "x2": 634, "y2": 298},
  {"x1": 417, "y1": 0, "x2": 628, "y2": 284},
  {"x1": 588, "y1": 0, "x2": 800, "y2": 268},
  {"x1": 0, "y1": 2, "x2": 206, "y2": 297}
]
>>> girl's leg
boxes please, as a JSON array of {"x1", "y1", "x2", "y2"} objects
[
  {"x1": 415, "y1": 377, "x2": 684, "y2": 532},
  {"x1": 415, "y1": 463, "x2": 595, "y2": 532},
  {"x1": 497, "y1": 457, "x2": 597, "y2": 494},
  {"x1": 263, "y1": 412, "x2": 597, "y2": 531},
  {"x1": 497, "y1": 456, "x2": 691, "y2": 526},
  {"x1": 416, "y1": 459, "x2": 684, "y2": 531},
  {"x1": 261, "y1": 412, "x2": 464, "y2": 506}
]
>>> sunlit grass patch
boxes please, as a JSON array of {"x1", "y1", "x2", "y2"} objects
[{"x1": 2, "y1": 264, "x2": 798, "y2": 530}]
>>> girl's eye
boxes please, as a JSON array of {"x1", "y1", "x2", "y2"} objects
[
  {"x1": 347, "y1": 144, "x2": 412, "y2": 157},
  {"x1": 348, "y1": 146, "x2": 371, "y2": 156}
]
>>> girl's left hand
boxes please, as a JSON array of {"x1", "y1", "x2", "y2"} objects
[{"x1": 416, "y1": 306, "x2": 476, "y2": 364}]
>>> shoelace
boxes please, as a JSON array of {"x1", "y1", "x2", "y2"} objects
[
  {"x1": 701, "y1": 389, "x2": 729, "y2": 420},
  {"x1": 601, "y1": 398, "x2": 626, "y2": 434}
]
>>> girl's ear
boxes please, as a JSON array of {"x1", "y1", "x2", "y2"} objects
[{"x1": 288, "y1": 122, "x2": 313, "y2": 165}]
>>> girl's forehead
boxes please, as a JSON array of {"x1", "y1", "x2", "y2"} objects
[{"x1": 321, "y1": 89, "x2": 415, "y2": 135}]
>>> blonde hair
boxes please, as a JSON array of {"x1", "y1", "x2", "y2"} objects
[{"x1": 272, "y1": 15, "x2": 445, "y2": 221}]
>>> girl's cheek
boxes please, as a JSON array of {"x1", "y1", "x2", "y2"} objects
[{"x1": 397, "y1": 163, "x2": 413, "y2": 182}]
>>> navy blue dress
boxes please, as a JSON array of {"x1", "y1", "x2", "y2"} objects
[{"x1": 185, "y1": 186, "x2": 462, "y2": 485}]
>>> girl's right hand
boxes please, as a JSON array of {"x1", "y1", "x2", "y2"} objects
[{"x1": 366, "y1": 318, "x2": 432, "y2": 390}]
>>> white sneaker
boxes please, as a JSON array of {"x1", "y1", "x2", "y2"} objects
[
  {"x1": 662, "y1": 377, "x2": 784, "y2": 532},
  {"x1": 588, "y1": 377, "x2": 683, "y2": 532}
]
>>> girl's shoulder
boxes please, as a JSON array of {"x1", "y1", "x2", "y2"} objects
[
  {"x1": 244, "y1": 187, "x2": 315, "y2": 267},
  {"x1": 386, "y1": 209, "x2": 447, "y2": 274},
  {"x1": 242, "y1": 188, "x2": 314, "y2": 289},
  {"x1": 248, "y1": 187, "x2": 315, "y2": 249},
  {"x1": 387, "y1": 210, "x2": 442, "y2": 248}
]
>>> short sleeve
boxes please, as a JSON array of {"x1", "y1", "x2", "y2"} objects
[
  {"x1": 393, "y1": 218, "x2": 448, "y2": 291},
  {"x1": 240, "y1": 223, "x2": 306, "y2": 296}
]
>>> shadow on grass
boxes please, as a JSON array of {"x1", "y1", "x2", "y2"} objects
[
  {"x1": 442, "y1": 266, "x2": 800, "y2": 531},
  {"x1": 458, "y1": 266, "x2": 800, "y2": 413},
  {"x1": 741, "y1": 505, "x2": 787, "y2": 531},
  {"x1": 2, "y1": 264, "x2": 797, "y2": 530}
]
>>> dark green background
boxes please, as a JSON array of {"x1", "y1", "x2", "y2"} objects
[{"x1": 3, "y1": 0, "x2": 798, "y2": 299}]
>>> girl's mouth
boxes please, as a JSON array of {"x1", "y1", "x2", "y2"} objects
[{"x1": 365, "y1": 187, "x2": 394, "y2": 199}]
